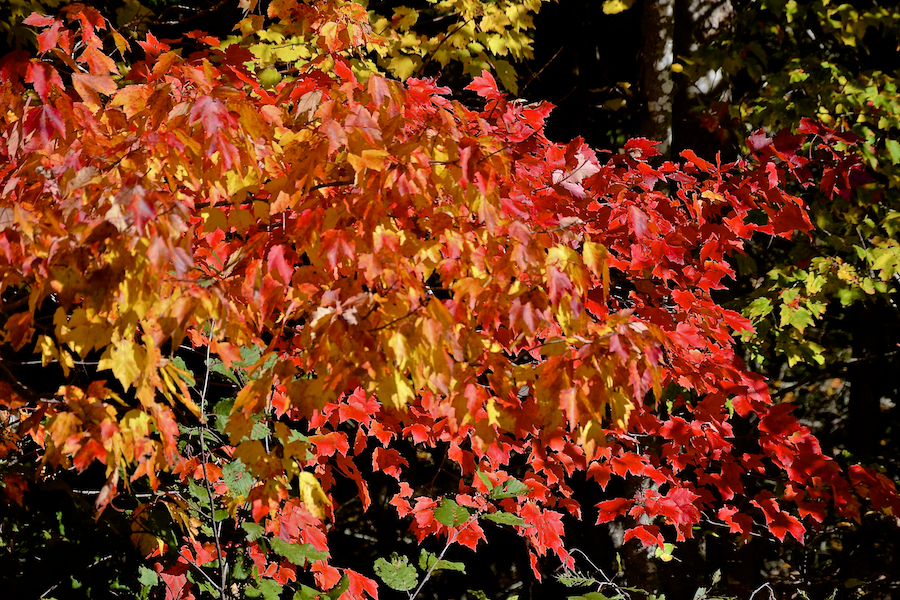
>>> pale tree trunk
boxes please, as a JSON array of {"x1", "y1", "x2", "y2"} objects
[{"x1": 640, "y1": 0, "x2": 675, "y2": 157}]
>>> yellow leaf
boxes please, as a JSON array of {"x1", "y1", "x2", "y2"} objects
[
  {"x1": 98, "y1": 339, "x2": 142, "y2": 391},
  {"x1": 388, "y1": 55, "x2": 416, "y2": 80},
  {"x1": 200, "y1": 207, "x2": 228, "y2": 233},
  {"x1": 387, "y1": 330, "x2": 409, "y2": 365},
  {"x1": 233, "y1": 375, "x2": 275, "y2": 414},
  {"x1": 161, "y1": 363, "x2": 201, "y2": 417},
  {"x1": 347, "y1": 148, "x2": 390, "y2": 173},
  {"x1": 37, "y1": 335, "x2": 58, "y2": 367},
  {"x1": 393, "y1": 7, "x2": 418, "y2": 30},
  {"x1": 376, "y1": 370, "x2": 415, "y2": 410},
  {"x1": 111, "y1": 84, "x2": 153, "y2": 119},
  {"x1": 229, "y1": 208, "x2": 254, "y2": 233},
  {"x1": 58, "y1": 349, "x2": 74, "y2": 377},
  {"x1": 583, "y1": 241, "x2": 610, "y2": 298},
  {"x1": 298, "y1": 471, "x2": 331, "y2": 519},
  {"x1": 609, "y1": 390, "x2": 634, "y2": 429},
  {"x1": 494, "y1": 59, "x2": 518, "y2": 94},
  {"x1": 602, "y1": 0, "x2": 636, "y2": 15}
]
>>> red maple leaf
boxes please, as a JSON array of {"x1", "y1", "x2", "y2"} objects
[
  {"x1": 752, "y1": 492, "x2": 805, "y2": 543},
  {"x1": 465, "y1": 70, "x2": 503, "y2": 101},
  {"x1": 623, "y1": 524, "x2": 665, "y2": 548},
  {"x1": 372, "y1": 447, "x2": 408, "y2": 479},
  {"x1": 595, "y1": 498, "x2": 632, "y2": 524}
]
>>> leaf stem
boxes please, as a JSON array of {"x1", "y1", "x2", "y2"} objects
[
  {"x1": 199, "y1": 319, "x2": 228, "y2": 599},
  {"x1": 407, "y1": 516, "x2": 475, "y2": 600}
]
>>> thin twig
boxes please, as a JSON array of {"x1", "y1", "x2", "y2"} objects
[
  {"x1": 748, "y1": 582, "x2": 775, "y2": 600},
  {"x1": 520, "y1": 46, "x2": 564, "y2": 95},
  {"x1": 368, "y1": 305, "x2": 424, "y2": 333},
  {"x1": 199, "y1": 319, "x2": 228, "y2": 599},
  {"x1": 182, "y1": 551, "x2": 226, "y2": 592},
  {"x1": 408, "y1": 516, "x2": 474, "y2": 600},
  {"x1": 415, "y1": 19, "x2": 473, "y2": 77}
]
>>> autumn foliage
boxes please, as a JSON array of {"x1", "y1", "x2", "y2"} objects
[{"x1": 1, "y1": 2, "x2": 898, "y2": 598}]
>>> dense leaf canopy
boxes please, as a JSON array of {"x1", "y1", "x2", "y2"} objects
[{"x1": 1, "y1": 1, "x2": 899, "y2": 599}]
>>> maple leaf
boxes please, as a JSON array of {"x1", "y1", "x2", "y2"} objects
[
  {"x1": 72, "y1": 73, "x2": 117, "y2": 107},
  {"x1": 36, "y1": 19, "x2": 63, "y2": 53},
  {"x1": 466, "y1": 70, "x2": 504, "y2": 101},
  {"x1": 342, "y1": 570, "x2": 379, "y2": 600},
  {"x1": 623, "y1": 524, "x2": 665, "y2": 548},
  {"x1": 2, "y1": 6, "x2": 895, "y2": 596},
  {"x1": 372, "y1": 447, "x2": 408, "y2": 479},
  {"x1": 552, "y1": 150, "x2": 600, "y2": 198},
  {"x1": 78, "y1": 44, "x2": 119, "y2": 75},
  {"x1": 25, "y1": 61, "x2": 64, "y2": 101},
  {"x1": 190, "y1": 95, "x2": 234, "y2": 138},
  {"x1": 751, "y1": 492, "x2": 805, "y2": 543},
  {"x1": 595, "y1": 498, "x2": 632, "y2": 524}
]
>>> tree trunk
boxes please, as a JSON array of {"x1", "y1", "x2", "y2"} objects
[{"x1": 640, "y1": 0, "x2": 675, "y2": 157}]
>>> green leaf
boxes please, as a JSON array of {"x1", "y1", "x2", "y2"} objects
[
  {"x1": 137, "y1": 565, "x2": 159, "y2": 588},
  {"x1": 169, "y1": 356, "x2": 196, "y2": 386},
  {"x1": 494, "y1": 60, "x2": 518, "y2": 94},
  {"x1": 418, "y1": 549, "x2": 466, "y2": 574},
  {"x1": 746, "y1": 297, "x2": 773, "y2": 320},
  {"x1": 654, "y1": 542, "x2": 675, "y2": 562},
  {"x1": 294, "y1": 585, "x2": 326, "y2": 600},
  {"x1": 326, "y1": 576, "x2": 349, "y2": 600},
  {"x1": 569, "y1": 593, "x2": 611, "y2": 600},
  {"x1": 224, "y1": 458, "x2": 254, "y2": 498},
  {"x1": 433, "y1": 498, "x2": 471, "y2": 527},
  {"x1": 259, "y1": 67, "x2": 283, "y2": 89},
  {"x1": 269, "y1": 538, "x2": 328, "y2": 566},
  {"x1": 251, "y1": 420, "x2": 270, "y2": 441},
  {"x1": 246, "y1": 579, "x2": 283, "y2": 600},
  {"x1": 886, "y1": 139, "x2": 900, "y2": 165},
  {"x1": 374, "y1": 554, "x2": 418, "y2": 591},
  {"x1": 233, "y1": 554, "x2": 253, "y2": 580},
  {"x1": 488, "y1": 477, "x2": 531, "y2": 499},
  {"x1": 239, "y1": 345, "x2": 263, "y2": 366},
  {"x1": 480, "y1": 511, "x2": 525, "y2": 527},
  {"x1": 210, "y1": 359, "x2": 241, "y2": 385},
  {"x1": 476, "y1": 470, "x2": 493, "y2": 491},
  {"x1": 556, "y1": 571, "x2": 599, "y2": 588},
  {"x1": 241, "y1": 521, "x2": 266, "y2": 542},
  {"x1": 187, "y1": 478, "x2": 208, "y2": 503}
]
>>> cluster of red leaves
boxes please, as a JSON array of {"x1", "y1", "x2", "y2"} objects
[{"x1": 1, "y1": 3, "x2": 898, "y2": 598}]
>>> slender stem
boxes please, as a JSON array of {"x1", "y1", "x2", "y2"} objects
[
  {"x1": 408, "y1": 516, "x2": 475, "y2": 600},
  {"x1": 520, "y1": 46, "x2": 564, "y2": 95},
  {"x1": 748, "y1": 582, "x2": 774, "y2": 600},
  {"x1": 183, "y1": 552, "x2": 225, "y2": 592},
  {"x1": 198, "y1": 319, "x2": 228, "y2": 598}
]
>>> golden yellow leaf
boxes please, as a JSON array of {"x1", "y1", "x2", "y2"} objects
[
  {"x1": 347, "y1": 148, "x2": 390, "y2": 173},
  {"x1": 98, "y1": 339, "x2": 142, "y2": 391},
  {"x1": 111, "y1": 84, "x2": 153, "y2": 119},
  {"x1": 200, "y1": 207, "x2": 228, "y2": 233},
  {"x1": 298, "y1": 471, "x2": 331, "y2": 519},
  {"x1": 609, "y1": 390, "x2": 634, "y2": 429},
  {"x1": 602, "y1": 0, "x2": 636, "y2": 15}
]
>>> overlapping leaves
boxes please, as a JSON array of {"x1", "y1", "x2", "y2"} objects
[{"x1": 1, "y1": 3, "x2": 898, "y2": 599}]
